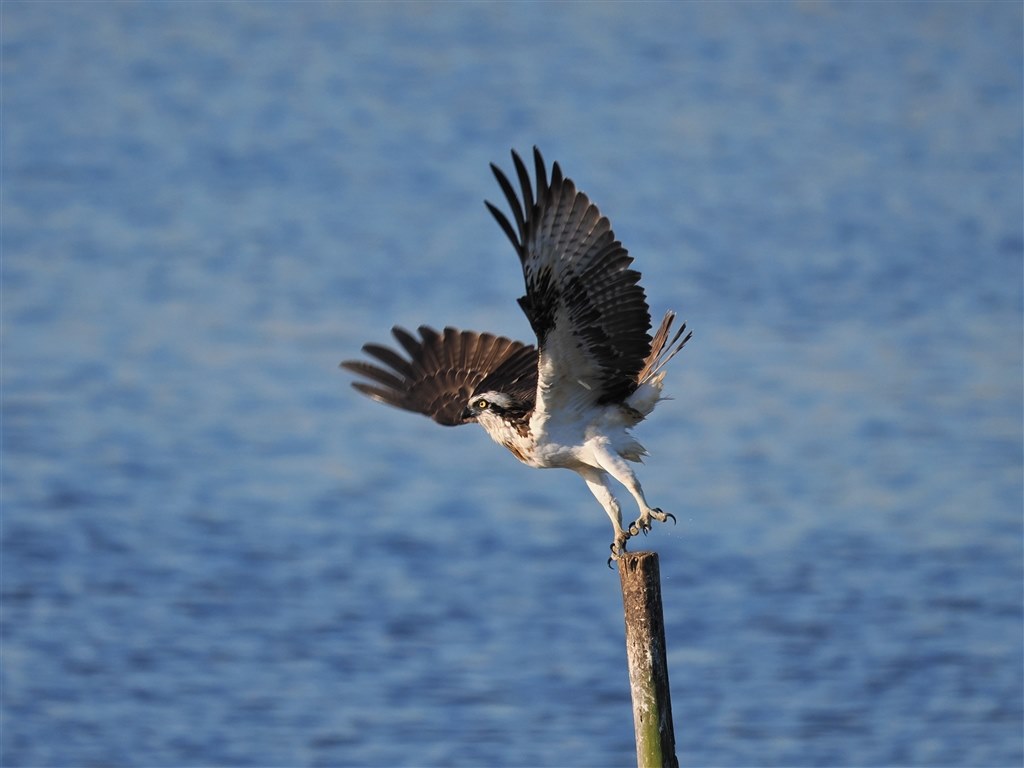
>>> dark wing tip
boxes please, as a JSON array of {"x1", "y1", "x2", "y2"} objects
[{"x1": 488, "y1": 146, "x2": 564, "y2": 262}]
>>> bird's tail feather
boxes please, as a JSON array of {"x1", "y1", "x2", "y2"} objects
[{"x1": 637, "y1": 311, "x2": 692, "y2": 385}]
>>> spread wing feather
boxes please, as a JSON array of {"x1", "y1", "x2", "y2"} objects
[
  {"x1": 486, "y1": 147, "x2": 653, "y2": 408},
  {"x1": 341, "y1": 326, "x2": 537, "y2": 426}
]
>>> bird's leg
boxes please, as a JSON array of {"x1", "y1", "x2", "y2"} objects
[
  {"x1": 579, "y1": 468, "x2": 632, "y2": 561},
  {"x1": 590, "y1": 441, "x2": 676, "y2": 537}
]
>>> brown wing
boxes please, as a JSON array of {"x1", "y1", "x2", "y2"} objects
[
  {"x1": 340, "y1": 325, "x2": 538, "y2": 426},
  {"x1": 486, "y1": 147, "x2": 653, "y2": 406}
]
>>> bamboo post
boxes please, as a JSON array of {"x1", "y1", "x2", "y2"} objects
[{"x1": 618, "y1": 550, "x2": 679, "y2": 768}]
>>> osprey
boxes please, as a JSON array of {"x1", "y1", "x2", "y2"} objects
[{"x1": 342, "y1": 148, "x2": 691, "y2": 560}]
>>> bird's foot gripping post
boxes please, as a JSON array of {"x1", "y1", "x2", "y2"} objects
[
  {"x1": 609, "y1": 511, "x2": 678, "y2": 567},
  {"x1": 617, "y1": 551, "x2": 679, "y2": 768},
  {"x1": 608, "y1": 531, "x2": 633, "y2": 567}
]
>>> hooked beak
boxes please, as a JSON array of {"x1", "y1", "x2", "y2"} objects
[{"x1": 460, "y1": 406, "x2": 475, "y2": 422}]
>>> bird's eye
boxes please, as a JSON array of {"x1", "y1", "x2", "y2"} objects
[{"x1": 475, "y1": 399, "x2": 489, "y2": 410}]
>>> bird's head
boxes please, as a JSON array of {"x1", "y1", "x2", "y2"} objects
[{"x1": 460, "y1": 390, "x2": 520, "y2": 424}]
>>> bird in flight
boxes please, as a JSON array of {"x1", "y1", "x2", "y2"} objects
[{"x1": 341, "y1": 147, "x2": 691, "y2": 560}]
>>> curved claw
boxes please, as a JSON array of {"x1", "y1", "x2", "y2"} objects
[
  {"x1": 630, "y1": 516, "x2": 653, "y2": 535},
  {"x1": 650, "y1": 508, "x2": 676, "y2": 526},
  {"x1": 608, "y1": 541, "x2": 620, "y2": 569},
  {"x1": 608, "y1": 533, "x2": 632, "y2": 567}
]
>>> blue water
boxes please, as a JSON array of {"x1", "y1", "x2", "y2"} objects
[{"x1": 3, "y1": 3, "x2": 1022, "y2": 766}]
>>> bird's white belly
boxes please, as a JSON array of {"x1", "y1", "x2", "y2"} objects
[
  {"x1": 528, "y1": 439, "x2": 587, "y2": 469},
  {"x1": 529, "y1": 413, "x2": 640, "y2": 470},
  {"x1": 479, "y1": 405, "x2": 645, "y2": 470}
]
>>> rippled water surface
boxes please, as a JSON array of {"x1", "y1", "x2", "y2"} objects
[{"x1": 3, "y1": 3, "x2": 1022, "y2": 766}]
